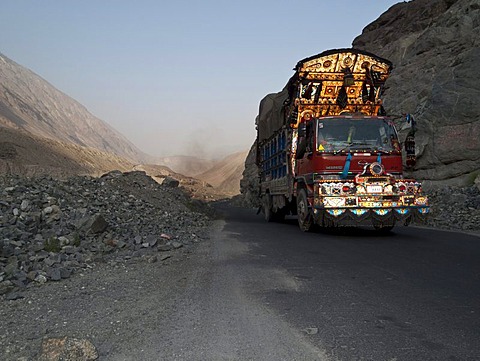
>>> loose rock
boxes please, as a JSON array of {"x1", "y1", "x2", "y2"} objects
[
  {"x1": 0, "y1": 171, "x2": 212, "y2": 292},
  {"x1": 39, "y1": 337, "x2": 98, "y2": 361}
]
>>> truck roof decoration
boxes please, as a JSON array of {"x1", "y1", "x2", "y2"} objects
[
  {"x1": 291, "y1": 48, "x2": 392, "y2": 119},
  {"x1": 257, "y1": 49, "x2": 393, "y2": 142}
]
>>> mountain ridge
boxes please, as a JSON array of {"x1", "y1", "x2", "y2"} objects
[{"x1": 0, "y1": 52, "x2": 149, "y2": 163}]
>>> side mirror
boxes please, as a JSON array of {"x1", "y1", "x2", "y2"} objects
[{"x1": 296, "y1": 137, "x2": 306, "y2": 159}]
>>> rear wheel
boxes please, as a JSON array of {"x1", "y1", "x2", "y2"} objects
[{"x1": 296, "y1": 189, "x2": 313, "y2": 232}]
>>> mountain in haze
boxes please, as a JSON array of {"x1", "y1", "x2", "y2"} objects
[
  {"x1": 0, "y1": 50, "x2": 249, "y2": 197},
  {"x1": 0, "y1": 52, "x2": 149, "y2": 163},
  {"x1": 155, "y1": 152, "x2": 250, "y2": 195},
  {"x1": 0, "y1": 124, "x2": 241, "y2": 200},
  {"x1": 196, "y1": 151, "x2": 249, "y2": 195},
  {"x1": 155, "y1": 155, "x2": 216, "y2": 177}
]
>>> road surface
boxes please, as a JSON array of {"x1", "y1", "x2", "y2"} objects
[{"x1": 112, "y1": 204, "x2": 480, "y2": 360}]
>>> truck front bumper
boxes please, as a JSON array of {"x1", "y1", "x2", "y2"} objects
[{"x1": 312, "y1": 195, "x2": 429, "y2": 226}]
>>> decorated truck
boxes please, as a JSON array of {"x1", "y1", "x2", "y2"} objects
[{"x1": 256, "y1": 48, "x2": 429, "y2": 231}]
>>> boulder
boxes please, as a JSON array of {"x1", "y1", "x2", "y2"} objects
[
  {"x1": 87, "y1": 214, "x2": 108, "y2": 234},
  {"x1": 162, "y1": 176, "x2": 180, "y2": 188},
  {"x1": 39, "y1": 337, "x2": 98, "y2": 361}
]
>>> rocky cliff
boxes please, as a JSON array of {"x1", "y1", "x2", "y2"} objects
[
  {"x1": 0, "y1": 53, "x2": 149, "y2": 163},
  {"x1": 353, "y1": 0, "x2": 480, "y2": 186}
]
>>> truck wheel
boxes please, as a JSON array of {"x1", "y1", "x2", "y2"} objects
[{"x1": 296, "y1": 189, "x2": 313, "y2": 232}]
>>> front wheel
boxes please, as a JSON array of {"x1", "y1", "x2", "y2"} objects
[{"x1": 296, "y1": 189, "x2": 313, "y2": 232}]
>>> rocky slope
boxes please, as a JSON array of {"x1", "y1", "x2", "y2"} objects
[
  {"x1": 0, "y1": 171, "x2": 212, "y2": 298},
  {"x1": 0, "y1": 126, "x2": 135, "y2": 178},
  {"x1": 353, "y1": 0, "x2": 480, "y2": 186},
  {"x1": 0, "y1": 52, "x2": 149, "y2": 163},
  {"x1": 0, "y1": 51, "x2": 249, "y2": 198}
]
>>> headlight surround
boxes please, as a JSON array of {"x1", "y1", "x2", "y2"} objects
[{"x1": 369, "y1": 162, "x2": 385, "y2": 176}]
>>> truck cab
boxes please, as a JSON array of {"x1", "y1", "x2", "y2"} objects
[{"x1": 296, "y1": 115, "x2": 403, "y2": 179}]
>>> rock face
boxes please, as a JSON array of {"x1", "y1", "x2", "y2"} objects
[
  {"x1": 353, "y1": 0, "x2": 480, "y2": 186},
  {"x1": 0, "y1": 52, "x2": 149, "y2": 163},
  {"x1": 425, "y1": 184, "x2": 480, "y2": 231},
  {"x1": 239, "y1": 143, "x2": 260, "y2": 207}
]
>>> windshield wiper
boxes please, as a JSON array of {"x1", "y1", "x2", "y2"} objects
[
  {"x1": 333, "y1": 143, "x2": 353, "y2": 154},
  {"x1": 331, "y1": 142, "x2": 391, "y2": 154},
  {"x1": 334, "y1": 142, "x2": 391, "y2": 154},
  {"x1": 373, "y1": 148, "x2": 392, "y2": 154}
]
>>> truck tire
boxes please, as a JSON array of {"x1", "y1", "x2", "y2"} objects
[{"x1": 296, "y1": 189, "x2": 313, "y2": 232}]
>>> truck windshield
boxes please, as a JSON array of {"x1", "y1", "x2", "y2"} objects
[{"x1": 316, "y1": 118, "x2": 399, "y2": 153}]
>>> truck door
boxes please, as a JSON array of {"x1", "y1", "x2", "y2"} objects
[{"x1": 296, "y1": 120, "x2": 315, "y2": 175}]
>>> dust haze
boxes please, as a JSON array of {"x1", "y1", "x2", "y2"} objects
[{"x1": 183, "y1": 126, "x2": 247, "y2": 160}]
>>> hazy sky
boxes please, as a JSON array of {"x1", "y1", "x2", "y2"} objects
[{"x1": 0, "y1": 0, "x2": 400, "y2": 159}]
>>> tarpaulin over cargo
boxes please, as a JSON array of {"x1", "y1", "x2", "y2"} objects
[{"x1": 256, "y1": 87, "x2": 289, "y2": 142}]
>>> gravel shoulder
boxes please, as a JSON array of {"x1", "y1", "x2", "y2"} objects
[{"x1": 0, "y1": 241, "x2": 201, "y2": 360}]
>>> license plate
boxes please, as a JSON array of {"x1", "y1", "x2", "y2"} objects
[
  {"x1": 367, "y1": 185, "x2": 382, "y2": 193},
  {"x1": 360, "y1": 201, "x2": 382, "y2": 207}
]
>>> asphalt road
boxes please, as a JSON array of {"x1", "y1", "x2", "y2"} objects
[
  {"x1": 110, "y1": 203, "x2": 479, "y2": 361},
  {"x1": 211, "y1": 205, "x2": 480, "y2": 361}
]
